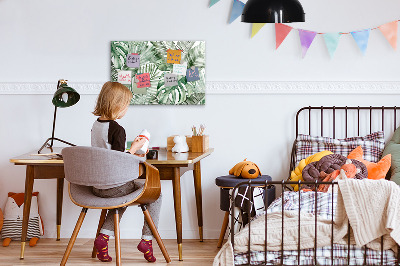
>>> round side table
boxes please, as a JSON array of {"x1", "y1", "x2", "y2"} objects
[{"x1": 215, "y1": 175, "x2": 275, "y2": 248}]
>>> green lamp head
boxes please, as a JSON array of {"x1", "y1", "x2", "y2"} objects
[{"x1": 52, "y1": 80, "x2": 80, "y2": 108}]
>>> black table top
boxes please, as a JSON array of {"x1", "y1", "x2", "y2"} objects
[{"x1": 215, "y1": 175, "x2": 272, "y2": 188}]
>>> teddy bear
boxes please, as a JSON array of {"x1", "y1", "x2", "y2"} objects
[
  {"x1": 1, "y1": 192, "x2": 44, "y2": 247},
  {"x1": 229, "y1": 159, "x2": 261, "y2": 179},
  {"x1": 172, "y1": 135, "x2": 189, "y2": 153}
]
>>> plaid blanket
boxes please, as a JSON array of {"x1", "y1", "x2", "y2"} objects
[{"x1": 234, "y1": 191, "x2": 397, "y2": 265}]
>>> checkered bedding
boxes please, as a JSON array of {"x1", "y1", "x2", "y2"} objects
[
  {"x1": 294, "y1": 131, "x2": 385, "y2": 166},
  {"x1": 234, "y1": 191, "x2": 398, "y2": 265}
]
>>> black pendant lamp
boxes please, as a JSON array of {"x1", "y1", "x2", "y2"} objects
[{"x1": 242, "y1": 0, "x2": 305, "y2": 23}]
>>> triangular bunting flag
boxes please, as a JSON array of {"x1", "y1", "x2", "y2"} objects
[
  {"x1": 323, "y1": 33, "x2": 341, "y2": 58},
  {"x1": 251, "y1": 23, "x2": 266, "y2": 38},
  {"x1": 351, "y1": 29, "x2": 370, "y2": 55},
  {"x1": 298, "y1": 29, "x2": 317, "y2": 58},
  {"x1": 209, "y1": 0, "x2": 220, "y2": 7},
  {"x1": 229, "y1": 0, "x2": 245, "y2": 24},
  {"x1": 378, "y1": 21, "x2": 398, "y2": 50},
  {"x1": 275, "y1": 23, "x2": 293, "y2": 49}
]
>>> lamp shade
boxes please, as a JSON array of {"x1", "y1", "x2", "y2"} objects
[
  {"x1": 241, "y1": 0, "x2": 305, "y2": 23},
  {"x1": 52, "y1": 84, "x2": 80, "y2": 108}
]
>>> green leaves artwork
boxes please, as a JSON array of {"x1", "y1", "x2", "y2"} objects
[{"x1": 111, "y1": 41, "x2": 206, "y2": 105}]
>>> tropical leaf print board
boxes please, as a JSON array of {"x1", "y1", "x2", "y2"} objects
[{"x1": 111, "y1": 41, "x2": 205, "y2": 105}]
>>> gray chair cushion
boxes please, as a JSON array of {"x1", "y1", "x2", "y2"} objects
[
  {"x1": 69, "y1": 180, "x2": 145, "y2": 208},
  {"x1": 62, "y1": 146, "x2": 145, "y2": 188}
]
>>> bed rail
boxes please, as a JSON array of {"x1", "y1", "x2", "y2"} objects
[{"x1": 230, "y1": 180, "x2": 400, "y2": 266}]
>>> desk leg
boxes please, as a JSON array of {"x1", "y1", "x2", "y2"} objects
[
  {"x1": 56, "y1": 178, "x2": 64, "y2": 241},
  {"x1": 193, "y1": 161, "x2": 203, "y2": 242},
  {"x1": 20, "y1": 165, "x2": 34, "y2": 259},
  {"x1": 172, "y1": 167, "x2": 183, "y2": 261}
]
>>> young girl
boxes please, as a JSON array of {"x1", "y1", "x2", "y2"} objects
[{"x1": 91, "y1": 81, "x2": 162, "y2": 263}]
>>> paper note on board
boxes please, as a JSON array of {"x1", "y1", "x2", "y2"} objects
[
  {"x1": 117, "y1": 71, "x2": 132, "y2": 84},
  {"x1": 131, "y1": 82, "x2": 147, "y2": 94},
  {"x1": 126, "y1": 53, "x2": 140, "y2": 68},
  {"x1": 186, "y1": 67, "x2": 200, "y2": 82},
  {"x1": 136, "y1": 73, "x2": 151, "y2": 88},
  {"x1": 173, "y1": 63, "x2": 187, "y2": 75},
  {"x1": 164, "y1": 73, "x2": 178, "y2": 87},
  {"x1": 167, "y1": 49, "x2": 182, "y2": 64}
]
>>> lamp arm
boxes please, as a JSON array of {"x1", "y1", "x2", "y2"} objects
[{"x1": 50, "y1": 105, "x2": 57, "y2": 148}]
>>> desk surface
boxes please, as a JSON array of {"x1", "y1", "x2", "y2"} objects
[{"x1": 10, "y1": 147, "x2": 214, "y2": 165}]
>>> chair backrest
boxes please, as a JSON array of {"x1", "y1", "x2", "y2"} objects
[{"x1": 62, "y1": 146, "x2": 145, "y2": 187}]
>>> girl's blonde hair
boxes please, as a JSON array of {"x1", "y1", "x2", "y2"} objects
[{"x1": 93, "y1": 81, "x2": 133, "y2": 120}]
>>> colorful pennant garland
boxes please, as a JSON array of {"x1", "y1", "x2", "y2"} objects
[
  {"x1": 298, "y1": 30, "x2": 317, "y2": 58},
  {"x1": 275, "y1": 23, "x2": 293, "y2": 49},
  {"x1": 209, "y1": 0, "x2": 220, "y2": 7},
  {"x1": 229, "y1": 0, "x2": 245, "y2": 24},
  {"x1": 251, "y1": 23, "x2": 266, "y2": 38},
  {"x1": 351, "y1": 29, "x2": 370, "y2": 55},
  {"x1": 209, "y1": 3, "x2": 399, "y2": 58},
  {"x1": 323, "y1": 33, "x2": 341, "y2": 58},
  {"x1": 379, "y1": 21, "x2": 397, "y2": 50}
]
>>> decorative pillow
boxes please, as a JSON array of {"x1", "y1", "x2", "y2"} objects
[
  {"x1": 348, "y1": 146, "x2": 391, "y2": 180},
  {"x1": 302, "y1": 154, "x2": 368, "y2": 189},
  {"x1": 382, "y1": 126, "x2": 400, "y2": 184},
  {"x1": 295, "y1": 131, "x2": 385, "y2": 166},
  {"x1": 289, "y1": 150, "x2": 333, "y2": 191}
]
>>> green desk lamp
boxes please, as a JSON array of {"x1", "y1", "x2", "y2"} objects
[{"x1": 38, "y1": 79, "x2": 80, "y2": 154}]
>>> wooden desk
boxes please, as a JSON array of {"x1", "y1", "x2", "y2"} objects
[{"x1": 10, "y1": 147, "x2": 213, "y2": 261}]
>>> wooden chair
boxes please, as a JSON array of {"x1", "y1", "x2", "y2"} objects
[{"x1": 60, "y1": 146, "x2": 171, "y2": 265}]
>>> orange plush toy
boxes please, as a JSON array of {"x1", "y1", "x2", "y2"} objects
[
  {"x1": 1, "y1": 192, "x2": 44, "y2": 247},
  {"x1": 347, "y1": 146, "x2": 391, "y2": 180},
  {"x1": 229, "y1": 159, "x2": 261, "y2": 179}
]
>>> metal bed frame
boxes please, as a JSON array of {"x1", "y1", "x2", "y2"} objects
[{"x1": 230, "y1": 106, "x2": 400, "y2": 266}]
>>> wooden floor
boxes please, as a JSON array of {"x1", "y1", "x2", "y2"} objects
[{"x1": 0, "y1": 239, "x2": 221, "y2": 265}]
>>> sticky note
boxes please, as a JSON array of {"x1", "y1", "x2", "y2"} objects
[
  {"x1": 164, "y1": 73, "x2": 178, "y2": 87},
  {"x1": 117, "y1": 71, "x2": 132, "y2": 84},
  {"x1": 186, "y1": 67, "x2": 200, "y2": 82},
  {"x1": 131, "y1": 82, "x2": 147, "y2": 94},
  {"x1": 136, "y1": 73, "x2": 151, "y2": 88},
  {"x1": 167, "y1": 49, "x2": 182, "y2": 64},
  {"x1": 126, "y1": 53, "x2": 140, "y2": 68},
  {"x1": 173, "y1": 63, "x2": 187, "y2": 75}
]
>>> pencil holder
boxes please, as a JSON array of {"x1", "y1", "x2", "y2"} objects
[{"x1": 191, "y1": 135, "x2": 209, "y2": 153}]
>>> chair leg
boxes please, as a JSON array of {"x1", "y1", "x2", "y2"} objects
[
  {"x1": 114, "y1": 209, "x2": 121, "y2": 266},
  {"x1": 60, "y1": 208, "x2": 88, "y2": 266},
  {"x1": 141, "y1": 205, "x2": 171, "y2": 263},
  {"x1": 91, "y1": 209, "x2": 108, "y2": 258},
  {"x1": 217, "y1": 211, "x2": 230, "y2": 248}
]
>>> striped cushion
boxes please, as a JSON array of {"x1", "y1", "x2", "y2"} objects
[
  {"x1": 295, "y1": 131, "x2": 385, "y2": 166},
  {"x1": 1, "y1": 217, "x2": 41, "y2": 240}
]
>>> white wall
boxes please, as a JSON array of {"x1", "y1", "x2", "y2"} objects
[{"x1": 1, "y1": 0, "x2": 400, "y2": 240}]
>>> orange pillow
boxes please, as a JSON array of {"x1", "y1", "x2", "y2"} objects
[{"x1": 347, "y1": 146, "x2": 391, "y2": 180}]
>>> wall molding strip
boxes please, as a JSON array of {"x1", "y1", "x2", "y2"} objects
[{"x1": 0, "y1": 81, "x2": 399, "y2": 95}]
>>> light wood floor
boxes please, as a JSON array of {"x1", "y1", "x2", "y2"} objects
[{"x1": 0, "y1": 239, "x2": 222, "y2": 265}]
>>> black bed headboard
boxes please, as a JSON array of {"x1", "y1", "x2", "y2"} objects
[
  {"x1": 296, "y1": 106, "x2": 399, "y2": 138},
  {"x1": 289, "y1": 106, "x2": 400, "y2": 179}
]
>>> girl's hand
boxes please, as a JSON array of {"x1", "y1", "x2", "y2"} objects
[
  {"x1": 134, "y1": 149, "x2": 149, "y2": 157},
  {"x1": 129, "y1": 137, "x2": 147, "y2": 155}
]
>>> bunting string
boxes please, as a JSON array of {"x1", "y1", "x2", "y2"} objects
[{"x1": 210, "y1": 0, "x2": 400, "y2": 58}]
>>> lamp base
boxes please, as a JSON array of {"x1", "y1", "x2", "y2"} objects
[{"x1": 38, "y1": 137, "x2": 76, "y2": 154}]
